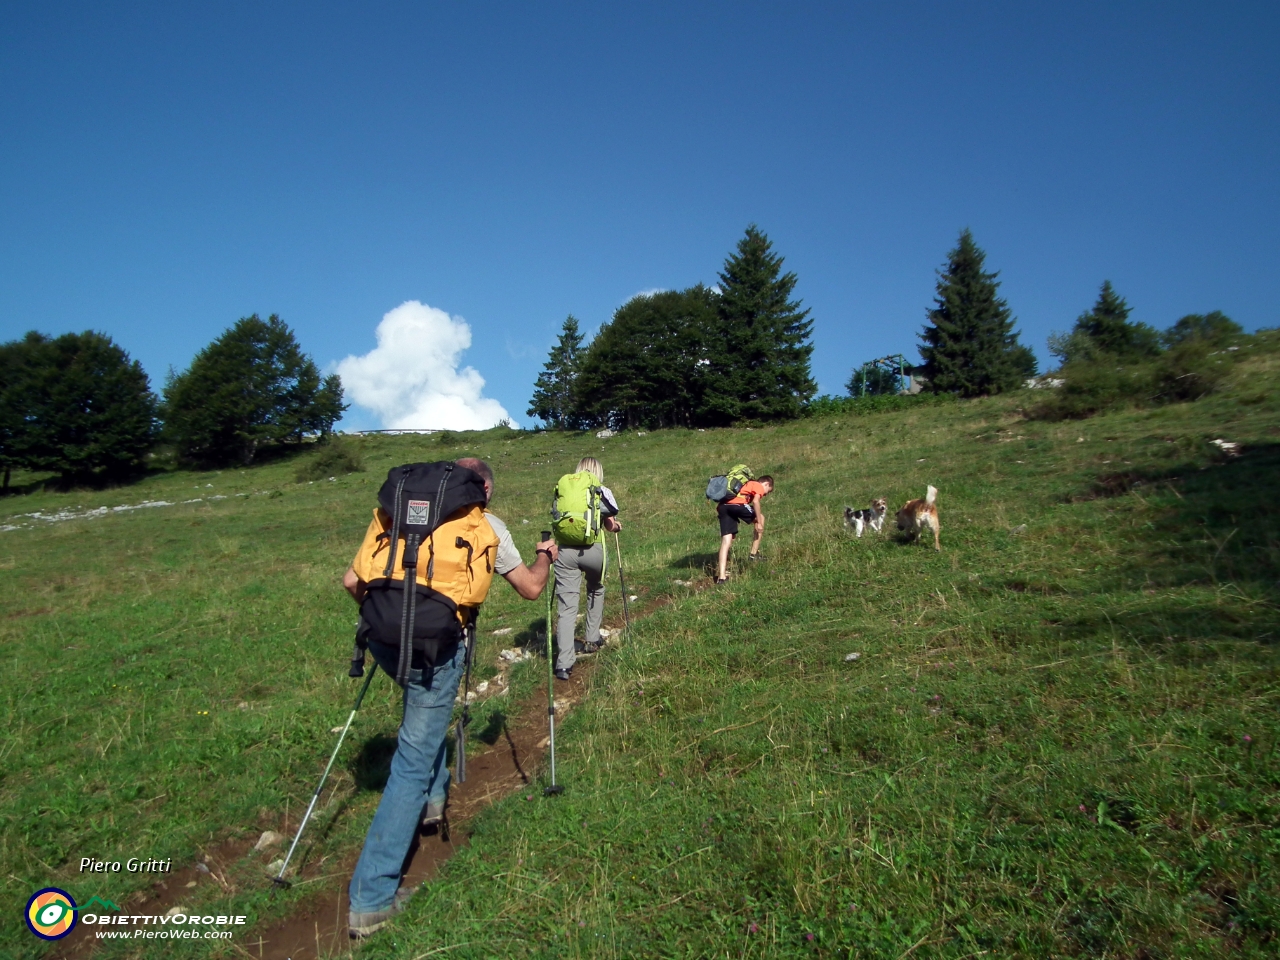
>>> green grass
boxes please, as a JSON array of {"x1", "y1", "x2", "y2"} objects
[{"x1": 3, "y1": 334, "x2": 1279, "y2": 957}]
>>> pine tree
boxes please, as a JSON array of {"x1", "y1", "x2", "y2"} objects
[
  {"x1": 163, "y1": 314, "x2": 346, "y2": 465},
  {"x1": 14, "y1": 331, "x2": 158, "y2": 484},
  {"x1": 919, "y1": 229, "x2": 1030, "y2": 397},
  {"x1": 705, "y1": 225, "x2": 816, "y2": 423},
  {"x1": 1072, "y1": 281, "x2": 1160, "y2": 359},
  {"x1": 527, "y1": 316, "x2": 586, "y2": 429}
]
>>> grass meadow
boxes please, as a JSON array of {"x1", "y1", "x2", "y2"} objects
[{"x1": 2, "y1": 333, "x2": 1278, "y2": 958}]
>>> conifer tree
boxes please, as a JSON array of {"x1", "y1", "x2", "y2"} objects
[
  {"x1": 919, "y1": 229, "x2": 1031, "y2": 397},
  {"x1": 527, "y1": 315, "x2": 586, "y2": 429},
  {"x1": 705, "y1": 225, "x2": 815, "y2": 422},
  {"x1": 1071, "y1": 281, "x2": 1160, "y2": 359},
  {"x1": 163, "y1": 314, "x2": 345, "y2": 466}
]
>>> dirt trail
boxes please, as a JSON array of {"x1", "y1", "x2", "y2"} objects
[
  {"x1": 54, "y1": 588, "x2": 677, "y2": 960},
  {"x1": 237, "y1": 660, "x2": 594, "y2": 960}
]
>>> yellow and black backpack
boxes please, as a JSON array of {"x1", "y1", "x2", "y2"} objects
[{"x1": 350, "y1": 461, "x2": 499, "y2": 687}]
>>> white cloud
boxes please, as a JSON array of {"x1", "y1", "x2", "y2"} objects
[{"x1": 336, "y1": 301, "x2": 511, "y2": 431}]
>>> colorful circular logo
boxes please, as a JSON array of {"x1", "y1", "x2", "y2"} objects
[{"x1": 26, "y1": 888, "x2": 77, "y2": 940}]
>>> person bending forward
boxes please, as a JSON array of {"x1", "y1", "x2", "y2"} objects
[{"x1": 715, "y1": 475, "x2": 773, "y2": 583}]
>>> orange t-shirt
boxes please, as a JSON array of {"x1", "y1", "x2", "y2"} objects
[{"x1": 726, "y1": 480, "x2": 769, "y2": 507}]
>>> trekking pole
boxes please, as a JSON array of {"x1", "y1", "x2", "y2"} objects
[
  {"x1": 272, "y1": 663, "x2": 378, "y2": 888},
  {"x1": 542, "y1": 531, "x2": 564, "y2": 796},
  {"x1": 613, "y1": 530, "x2": 631, "y2": 635},
  {"x1": 456, "y1": 618, "x2": 475, "y2": 784}
]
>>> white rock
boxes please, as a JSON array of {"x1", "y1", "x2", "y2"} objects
[
  {"x1": 492, "y1": 627, "x2": 514, "y2": 636},
  {"x1": 195, "y1": 862, "x2": 210, "y2": 874},
  {"x1": 629, "y1": 595, "x2": 638, "y2": 601},
  {"x1": 596, "y1": 429, "x2": 616, "y2": 438},
  {"x1": 254, "y1": 830, "x2": 284, "y2": 851},
  {"x1": 265, "y1": 859, "x2": 285, "y2": 876},
  {"x1": 499, "y1": 648, "x2": 520, "y2": 661},
  {"x1": 475, "y1": 681, "x2": 490, "y2": 693},
  {"x1": 598, "y1": 628, "x2": 612, "y2": 638},
  {"x1": 465, "y1": 691, "x2": 477, "y2": 703},
  {"x1": 844, "y1": 652, "x2": 861, "y2": 662},
  {"x1": 330, "y1": 725, "x2": 344, "y2": 733},
  {"x1": 166, "y1": 906, "x2": 190, "y2": 918},
  {"x1": 1010, "y1": 524, "x2": 1027, "y2": 535}
]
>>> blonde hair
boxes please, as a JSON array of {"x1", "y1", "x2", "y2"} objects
[{"x1": 575, "y1": 456, "x2": 604, "y2": 482}]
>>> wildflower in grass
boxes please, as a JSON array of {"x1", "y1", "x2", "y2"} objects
[
  {"x1": 748, "y1": 922, "x2": 758, "y2": 934},
  {"x1": 806, "y1": 932, "x2": 815, "y2": 941},
  {"x1": 1243, "y1": 734, "x2": 1252, "y2": 743}
]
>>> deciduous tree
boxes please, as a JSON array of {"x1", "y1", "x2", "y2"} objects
[
  {"x1": 163, "y1": 314, "x2": 345, "y2": 465},
  {"x1": 575, "y1": 288, "x2": 716, "y2": 429}
]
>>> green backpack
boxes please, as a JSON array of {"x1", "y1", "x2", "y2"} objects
[
  {"x1": 551, "y1": 471, "x2": 603, "y2": 547},
  {"x1": 725, "y1": 464, "x2": 754, "y2": 497}
]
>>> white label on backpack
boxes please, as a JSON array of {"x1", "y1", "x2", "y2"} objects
[{"x1": 407, "y1": 500, "x2": 431, "y2": 525}]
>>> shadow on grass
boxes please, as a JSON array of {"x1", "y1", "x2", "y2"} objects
[
  {"x1": 671, "y1": 552, "x2": 718, "y2": 574},
  {"x1": 475, "y1": 709, "x2": 508, "y2": 747},
  {"x1": 351, "y1": 734, "x2": 398, "y2": 791},
  {"x1": 1063, "y1": 442, "x2": 1280, "y2": 646},
  {"x1": 513, "y1": 617, "x2": 548, "y2": 655}
]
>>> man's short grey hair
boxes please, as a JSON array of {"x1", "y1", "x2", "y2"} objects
[{"x1": 456, "y1": 457, "x2": 493, "y2": 496}]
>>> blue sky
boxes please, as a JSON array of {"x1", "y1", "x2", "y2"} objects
[{"x1": 1, "y1": 2, "x2": 1276, "y2": 429}]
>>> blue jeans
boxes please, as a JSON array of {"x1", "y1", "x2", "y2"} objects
[{"x1": 348, "y1": 637, "x2": 463, "y2": 912}]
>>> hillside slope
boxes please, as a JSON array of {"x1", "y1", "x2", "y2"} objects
[{"x1": 2, "y1": 334, "x2": 1277, "y2": 958}]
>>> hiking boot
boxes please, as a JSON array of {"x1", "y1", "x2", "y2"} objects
[
  {"x1": 349, "y1": 902, "x2": 401, "y2": 939},
  {"x1": 420, "y1": 798, "x2": 445, "y2": 828},
  {"x1": 349, "y1": 884, "x2": 419, "y2": 939},
  {"x1": 748, "y1": 554, "x2": 765, "y2": 562},
  {"x1": 554, "y1": 668, "x2": 571, "y2": 681},
  {"x1": 579, "y1": 639, "x2": 604, "y2": 654},
  {"x1": 714, "y1": 577, "x2": 729, "y2": 584}
]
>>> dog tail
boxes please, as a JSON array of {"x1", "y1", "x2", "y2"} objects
[{"x1": 926, "y1": 485, "x2": 938, "y2": 505}]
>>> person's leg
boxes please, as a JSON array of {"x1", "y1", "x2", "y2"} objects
[
  {"x1": 580, "y1": 543, "x2": 606, "y2": 645},
  {"x1": 717, "y1": 533, "x2": 735, "y2": 579},
  {"x1": 749, "y1": 516, "x2": 764, "y2": 557},
  {"x1": 553, "y1": 551, "x2": 582, "y2": 673},
  {"x1": 349, "y1": 640, "x2": 464, "y2": 915}
]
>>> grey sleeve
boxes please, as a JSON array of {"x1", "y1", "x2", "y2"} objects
[
  {"x1": 485, "y1": 513, "x2": 525, "y2": 577},
  {"x1": 599, "y1": 485, "x2": 620, "y2": 517}
]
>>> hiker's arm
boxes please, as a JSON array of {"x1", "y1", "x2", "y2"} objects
[
  {"x1": 503, "y1": 539, "x2": 559, "y2": 600},
  {"x1": 342, "y1": 565, "x2": 367, "y2": 604}
]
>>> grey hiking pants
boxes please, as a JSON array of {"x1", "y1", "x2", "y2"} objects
[{"x1": 554, "y1": 542, "x2": 605, "y2": 672}]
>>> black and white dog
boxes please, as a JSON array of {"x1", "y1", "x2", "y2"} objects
[{"x1": 844, "y1": 498, "x2": 888, "y2": 538}]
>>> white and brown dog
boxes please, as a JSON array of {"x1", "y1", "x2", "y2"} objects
[
  {"x1": 844, "y1": 498, "x2": 887, "y2": 538},
  {"x1": 896, "y1": 485, "x2": 941, "y2": 551}
]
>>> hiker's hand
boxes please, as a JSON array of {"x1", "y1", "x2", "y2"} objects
[
  {"x1": 536, "y1": 538, "x2": 559, "y2": 563},
  {"x1": 604, "y1": 516, "x2": 621, "y2": 533}
]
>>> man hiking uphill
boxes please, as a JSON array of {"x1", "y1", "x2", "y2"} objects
[
  {"x1": 551, "y1": 456, "x2": 621, "y2": 681},
  {"x1": 341, "y1": 456, "x2": 557, "y2": 939},
  {"x1": 715, "y1": 474, "x2": 773, "y2": 584}
]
